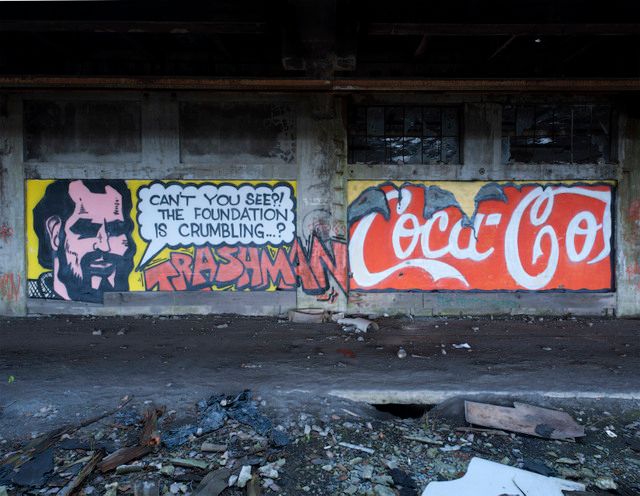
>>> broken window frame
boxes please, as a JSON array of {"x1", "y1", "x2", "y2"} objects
[
  {"x1": 501, "y1": 104, "x2": 616, "y2": 165},
  {"x1": 347, "y1": 104, "x2": 462, "y2": 165}
]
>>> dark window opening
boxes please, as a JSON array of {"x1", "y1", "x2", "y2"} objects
[
  {"x1": 502, "y1": 104, "x2": 613, "y2": 164},
  {"x1": 348, "y1": 105, "x2": 461, "y2": 165}
]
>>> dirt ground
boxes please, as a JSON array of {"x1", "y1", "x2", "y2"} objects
[{"x1": 1, "y1": 315, "x2": 640, "y2": 494}]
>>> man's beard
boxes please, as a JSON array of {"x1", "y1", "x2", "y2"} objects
[{"x1": 57, "y1": 237, "x2": 133, "y2": 303}]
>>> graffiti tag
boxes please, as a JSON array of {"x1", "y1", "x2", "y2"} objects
[
  {"x1": 0, "y1": 273, "x2": 21, "y2": 302},
  {"x1": 142, "y1": 235, "x2": 347, "y2": 294}
]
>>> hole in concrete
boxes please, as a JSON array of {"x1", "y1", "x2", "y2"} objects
[{"x1": 371, "y1": 403, "x2": 431, "y2": 419}]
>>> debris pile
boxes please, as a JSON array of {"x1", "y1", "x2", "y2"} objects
[
  {"x1": 0, "y1": 391, "x2": 291, "y2": 495},
  {"x1": 1, "y1": 394, "x2": 639, "y2": 495}
]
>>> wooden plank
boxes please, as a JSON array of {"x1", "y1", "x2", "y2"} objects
[
  {"x1": 139, "y1": 406, "x2": 163, "y2": 447},
  {"x1": 464, "y1": 401, "x2": 585, "y2": 440},
  {"x1": 2, "y1": 397, "x2": 132, "y2": 468},
  {"x1": 98, "y1": 445, "x2": 153, "y2": 473},
  {"x1": 57, "y1": 450, "x2": 104, "y2": 496}
]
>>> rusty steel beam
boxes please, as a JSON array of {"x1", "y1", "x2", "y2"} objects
[
  {"x1": 333, "y1": 79, "x2": 640, "y2": 92},
  {"x1": 0, "y1": 76, "x2": 639, "y2": 92},
  {"x1": 0, "y1": 20, "x2": 267, "y2": 34},
  {"x1": 0, "y1": 77, "x2": 332, "y2": 91},
  {"x1": 368, "y1": 23, "x2": 640, "y2": 36}
]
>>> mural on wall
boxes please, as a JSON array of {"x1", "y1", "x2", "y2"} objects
[
  {"x1": 28, "y1": 180, "x2": 136, "y2": 303},
  {"x1": 27, "y1": 179, "x2": 347, "y2": 303},
  {"x1": 347, "y1": 181, "x2": 614, "y2": 292}
]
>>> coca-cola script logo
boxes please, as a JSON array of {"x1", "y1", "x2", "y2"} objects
[{"x1": 347, "y1": 182, "x2": 613, "y2": 291}]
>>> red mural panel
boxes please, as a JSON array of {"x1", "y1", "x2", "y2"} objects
[{"x1": 348, "y1": 182, "x2": 613, "y2": 292}]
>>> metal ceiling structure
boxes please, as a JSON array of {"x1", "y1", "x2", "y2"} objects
[{"x1": 0, "y1": 0, "x2": 639, "y2": 87}]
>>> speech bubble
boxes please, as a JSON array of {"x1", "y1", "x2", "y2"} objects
[{"x1": 136, "y1": 182, "x2": 296, "y2": 269}]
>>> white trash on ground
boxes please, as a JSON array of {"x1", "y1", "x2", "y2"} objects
[
  {"x1": 421, "y1": 457, "x2": 585, "y2": 496},
  {"x1": 337, "y1": 317, "x2": 379, "y2": 332}
]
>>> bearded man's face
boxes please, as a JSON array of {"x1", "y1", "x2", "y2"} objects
[{"x1": 54, "y1": 181, "x2": 133, "y2": 302}]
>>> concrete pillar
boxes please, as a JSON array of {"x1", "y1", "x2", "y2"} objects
[
  {"x1": 463, "y1": 103, "x2": 502, "y2": 167},
  {"x1": 296, "y1": 94, "x2": 348, "y2": 312},
  {"x1": 616, "y1": 109, "x2": 640, "y2": 316},
  {"x1": 141, "y1": 92, "x2": 179, "y2": 170},
  {"x1": 0, "y1": 95, "x2": 26, "y2": 315}
]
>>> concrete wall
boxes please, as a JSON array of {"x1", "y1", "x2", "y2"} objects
[
  {"x1": 616, "y1": 105, "x2": 640, "y2": 316},
  {"x1": 0, "y1": 91, "x2": 633, "y2": 317}
]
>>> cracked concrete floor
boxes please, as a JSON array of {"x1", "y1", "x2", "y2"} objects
[{"x1": 1, "y1": 314, "x2": 639, "y2": 440}]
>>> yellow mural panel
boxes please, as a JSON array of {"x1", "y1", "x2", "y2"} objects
[{"x1": 26, "y1": 179, "x2": 298, "y2": 302}]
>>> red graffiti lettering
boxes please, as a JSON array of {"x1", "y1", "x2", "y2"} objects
[
  {"x1": 291, "y1": 240, "x2": 321, "y2": 292},
  {"x1": 169, "y1": 252, "x2": 193, "y2": 291},
  {"x1": 144, "y1": 259, "x2": 179, "y2": 291},
  {"x1": 0, "y1": 273, "x2": 21, "y2": 302},
  {"x1": 192, "y1": 246, "x2": 218, "y2": 287},
  {"x1": 140, "y1": 236, "x2": 347, "y2": 296},
  {"x1": 215, "y1": 247, "x2": 245, "y2": 284},
  {"x1": 236, "y1": 247, "x2": 263, "y2": 288},
  {"x1": 260, "y1": 248, "x2": 296, "y2": 289},
  {"x1": 0, "y1": 223, "x2": 13, "y2": 242},
  {"x1": 307, "y1": 237, "x2": 348, "y2": 294}
]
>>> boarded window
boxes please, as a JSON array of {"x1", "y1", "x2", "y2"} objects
[
  {"x1": 179, "y1": 102, "x2": 296, "y2": 164},
  {"x1": 502, "y1": 104, "x2": 613, "y2": 164},
  {"x1": 24, "y1": 100, "x2": 142, "y2": 163},
  {"x1": 348, "y1": 105, "x2": 461, "y2": 165}
]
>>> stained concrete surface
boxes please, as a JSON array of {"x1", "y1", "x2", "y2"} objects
[{"x1": 0, "y1": 314, "x2": 639, "y2": 441}]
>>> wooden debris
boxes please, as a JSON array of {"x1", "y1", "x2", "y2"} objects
[
  {"x1": 338, "y1": 442, "x2": 375, "y2": 454},
  {"x1": 57, "y1": 450, "x2": 104, "y2": 496},
  {"x1": 98, "y1": 446, "x2": 153, "y2": 473},
  {"x1": 140, "y1": 406, "x2": 165, "y2": 447},
  {"x1": 464, "y1": 401, "x2": 585, "y2": 440},
  {"x1": 59, "y1": 454, "x2": 93, "y2": 472},
  {"x1": 2, "y1": 396, "x2": 132, "y2": 469},
  {"x1": 91, "y1": 402, "x2": 163, "y2": 474}
]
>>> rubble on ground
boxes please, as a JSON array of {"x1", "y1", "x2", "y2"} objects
[{"x1": 1, "y1": 392, "x2": 639, "y2": 495}]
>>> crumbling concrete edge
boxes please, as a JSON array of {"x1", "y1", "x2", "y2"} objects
[{"x1": 328, "y1": 389, "x2": 640, "y2": 405}]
